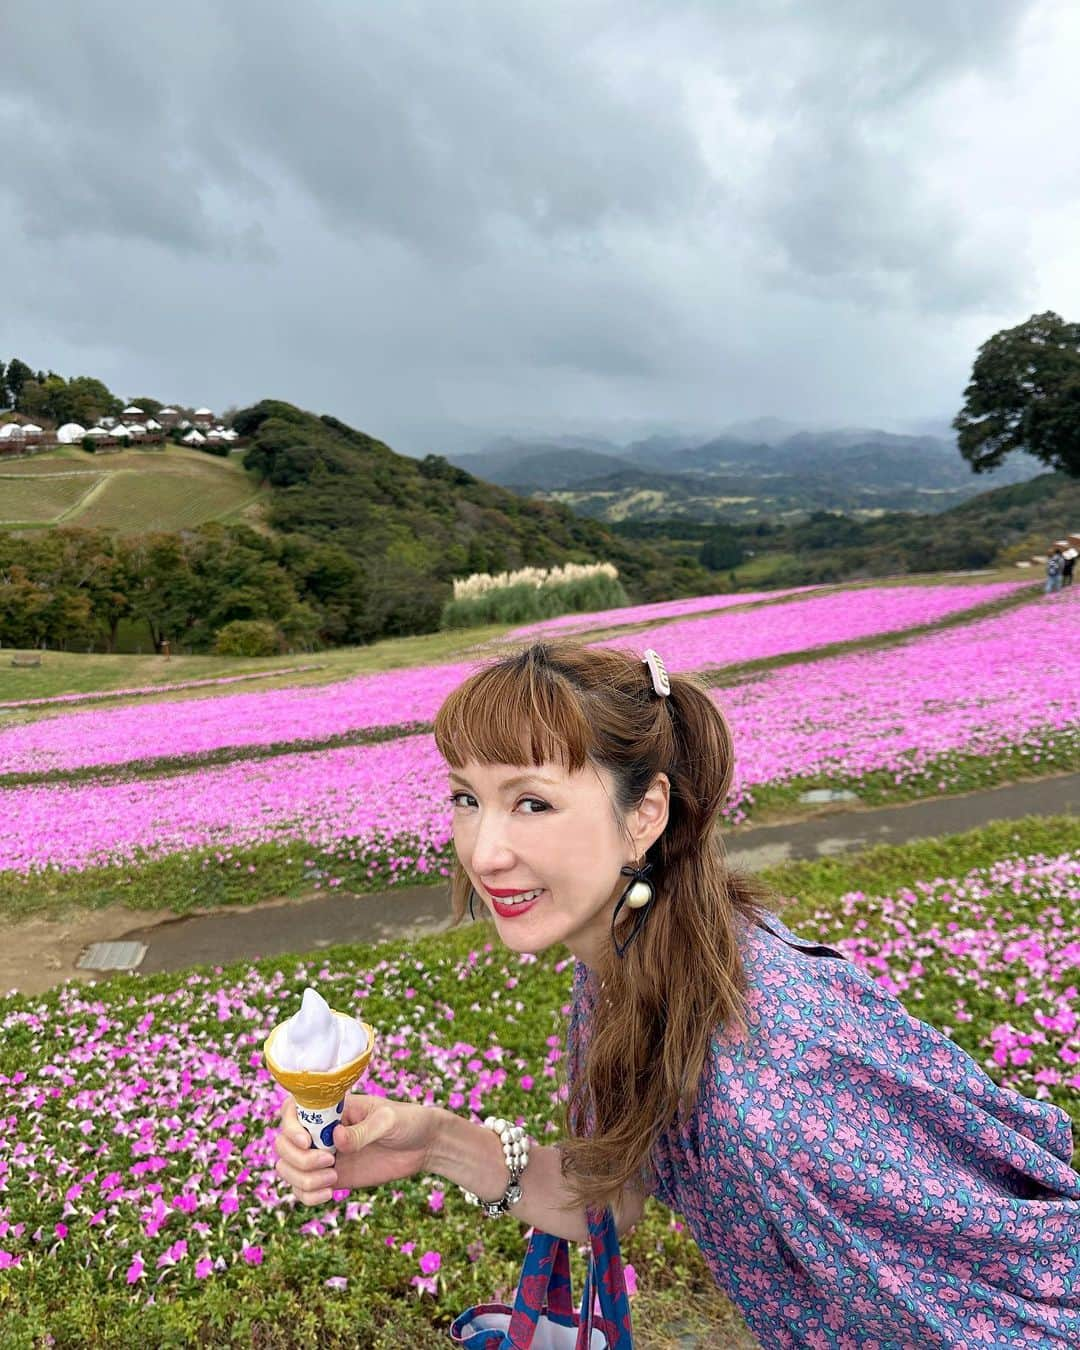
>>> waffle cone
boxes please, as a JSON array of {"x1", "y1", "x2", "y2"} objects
[{"x1": 263, "y1": 1013, "x2": 375, "y2": 1110}]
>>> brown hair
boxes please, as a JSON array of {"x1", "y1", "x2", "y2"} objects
[{"x1": 433, "y1": 640, "x2": 775, "y2": 1213}]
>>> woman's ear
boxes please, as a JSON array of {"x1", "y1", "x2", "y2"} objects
[{"x1": 630, "y1": 773, "x2": 670, "y2": 855}]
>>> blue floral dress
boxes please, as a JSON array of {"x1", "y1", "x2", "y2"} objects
[{"x1": 566, "y1": 911, "x2": 1080, "y2": 1349}]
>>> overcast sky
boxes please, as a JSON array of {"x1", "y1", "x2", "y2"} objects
[{"x1": 3, "y1": 0, "x2": 1079, "y2": 455}]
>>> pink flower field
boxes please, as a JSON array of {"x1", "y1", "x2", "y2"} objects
[
  {"x1": 0, "y1": 662, "x2": 475, "y2": 777},
  {"x1": 0, "y1": 575, "x2": 1077, "y2": 1335},
  {"x1": 0, "y1": 582, "x2": 1028, "y2": 777},
  {"x1": 0, "y1": 941, "x2": 575, "y2": 1287},
  {"x1": 0, "y1": 734, "x2": 452, "y2": 874},
  {"x1": 0, "y1": 846, "x2": 1076, "y2": 1299},
  {"x1": 796, "y1": 849, "x2": 1080, "y2": 1103},
  {"x1": 505, "y1": 585, "x2": 819, "y2": 638},
  {"x1": 717, "y1": 588, "x2": 1080, "y2": 820},
  {"x1": 0, "y1": 590, "x2": 1075, "y2": 875},
  {"x1": 594, "y1": 580, "x2": 1027, "y2": 672}
]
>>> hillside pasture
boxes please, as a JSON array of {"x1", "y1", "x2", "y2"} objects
[
  {"x1": 0, "y1": 446, "x2": 262, "y2": 535},
  {"x1": 75, "y1": 467, "x2": 259, "y2": 532},
  {"x1": 0, "y1": 471, "x2": 103, "y2": 524}
]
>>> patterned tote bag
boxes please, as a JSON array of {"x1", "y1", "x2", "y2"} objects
[{"x1": 450, "y1": 1206, "x2": 634, "y2": 1349}]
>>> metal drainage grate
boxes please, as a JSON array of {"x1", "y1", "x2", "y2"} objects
[
  {"x1": 77, "y1": 941, "x2": 148, "y2": 972},
  {"x1": 798, "y1": 788, "x2": 859, "y2": 804}
]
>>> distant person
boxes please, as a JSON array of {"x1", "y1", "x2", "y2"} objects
[
  {"x1": 274, "y1": 641, "x2": 1080, "y2": 1348},
  {"x1": 1045, "y1": 547, "x2": 1064, "y2": 594},
  {"x1": 1063, "y1": 549, "x2": 1076, "y2": 588}
]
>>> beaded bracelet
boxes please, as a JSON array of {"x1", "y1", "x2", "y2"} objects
[{"x1": 461, "y1": 1116, "x2": 531, "y2": 1218}]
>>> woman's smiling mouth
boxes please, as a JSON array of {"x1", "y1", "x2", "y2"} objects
[{"x1": 485, "y1": 886, "x2": 546, "y2": 917}]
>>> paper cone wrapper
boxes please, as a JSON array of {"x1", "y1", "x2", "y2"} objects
[{"x1": 264, "y1": 1014, "x2": 375, "y2": 1150}]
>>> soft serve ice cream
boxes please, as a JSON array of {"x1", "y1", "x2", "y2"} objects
[
  {"x1": 263, "y1": 987, "x2": 375, "y2": 1151},
  {"x1": 272, "y1": 987, "x2": 369, "y2": 1072}
]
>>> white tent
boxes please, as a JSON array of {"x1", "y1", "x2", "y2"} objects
[
  {"x1": 122, "y1": 405, "x2": 144, "y2": 416},
  {"x1": 112, "y1": 424, "x2": 132, "y2": 438},
  {"x1": 159, "y1": 407, "x2": 177, "y2": 415},
  {"x1": 194, "y1": 407, "x2": 213, "y2": 417},
  {"x1": 56, "y1": 423, "x2": 88, "y2": 444},
  {"x1": 84, "y1": 427, "x2": 110, "y2": 439},
  {"x1": 127, "y1": 423, "x2": 148, "y2": 436},
  {"x1": 21, "y1": 423, "x2": 43, "y2": 435},
  {"x1": 0, "y1": 424, "x2": 25, "y2": 440},
  {"x1": 182, "y1": 429, "x2": 207, "y2": 445},
  {"x1": 145, "y1": 418, "x2": 162, "y2": 431}
]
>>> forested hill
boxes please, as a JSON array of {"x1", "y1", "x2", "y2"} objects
[{"x1": 234, "y1": 400, "x2": 710, "y2": 631}]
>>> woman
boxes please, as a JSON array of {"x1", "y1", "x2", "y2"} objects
[{"x1": 273, "y1": 641, "x2": 1080, "y2": 1348}]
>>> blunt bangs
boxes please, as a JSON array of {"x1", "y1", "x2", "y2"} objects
[{"x1": 433, "y1": 653, "x2": 596, "y2": 772}]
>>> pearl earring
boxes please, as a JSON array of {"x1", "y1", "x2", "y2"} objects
[
  {"x1": 624, "y1": 876, "x2": 655, "y2": 909},
  {"x1": 611, "y1": 860, "x2": 657, "y2": 959}
]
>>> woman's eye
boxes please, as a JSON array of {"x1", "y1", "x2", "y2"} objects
[
  {"x1": 517, "y1": 797, "x2": 551, "y2": 814},
  {"x1": 449, "y1": 791, "x2": 476, "y2": 808}
]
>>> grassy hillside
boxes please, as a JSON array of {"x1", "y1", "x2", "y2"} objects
[
  {"x1": 0, "y1": 470, "x2": 102, "y2": 524},
  {"x1": 0, "y1": 446, "x2": 263, "y2": 533},
  {"x1": 235, "y1": 400, "x2": 713, "y2": 625}
]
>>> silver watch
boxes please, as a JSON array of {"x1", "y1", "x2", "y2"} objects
[{"x1": 461, "y1": 1116, "x2": 531, "y2": 1217}]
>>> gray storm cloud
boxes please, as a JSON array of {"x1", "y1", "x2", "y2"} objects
[{"x1": 1, "y1": 0, "x2": 1074, "y2": 454}]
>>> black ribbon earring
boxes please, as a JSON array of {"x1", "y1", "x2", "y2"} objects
[
  {"x1": 468, "y1": 889, "x2": 479, "y2": 921},
  {"x1": 611, "y1": 861, "x2": 656, "y2": 959}
]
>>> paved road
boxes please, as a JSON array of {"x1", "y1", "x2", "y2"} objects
[{"x1": 123, "y1": 772, "x2": 1080, "y2": 976}]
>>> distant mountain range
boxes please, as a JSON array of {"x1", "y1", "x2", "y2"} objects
[{"x1": 449, "y1": 426, "x2": 1044, "y2": 523}]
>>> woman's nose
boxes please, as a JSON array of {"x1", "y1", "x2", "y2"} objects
[{"x1": 469, "y1": 811, "x2": 515, "y2": 873}]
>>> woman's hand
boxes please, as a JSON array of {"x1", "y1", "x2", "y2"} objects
[{"x1": 274, "y1": 1093, "x2": 443, "y2": 1205}]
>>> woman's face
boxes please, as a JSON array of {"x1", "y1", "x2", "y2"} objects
[{"x1": 449, "y1": 758, "x2": 668, "y2": 966}]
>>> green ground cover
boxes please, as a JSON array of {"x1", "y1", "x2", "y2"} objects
[{"x1": 0, "y1": 817, "x2": 1076, "y2": 1347}]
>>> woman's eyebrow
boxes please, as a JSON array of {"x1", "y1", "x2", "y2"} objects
[{"x1": 448, "y1": 772, "x2": 559, "y2": 792}]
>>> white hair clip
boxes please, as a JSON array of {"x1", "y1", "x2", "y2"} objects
[{"x1": 642, "y1": 648, "x2": 671, "y2": 698}]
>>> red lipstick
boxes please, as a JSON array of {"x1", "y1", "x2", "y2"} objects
[{"x1": 483, "y1": 885, "x2": 545, "y2": 919}]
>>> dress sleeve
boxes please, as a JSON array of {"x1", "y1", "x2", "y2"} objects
[{"x1": 693, "y1": 928, "x2": 1080, "y2": 1346}]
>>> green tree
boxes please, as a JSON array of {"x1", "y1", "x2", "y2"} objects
[
  {"x1": 55, "y1": 376, "x2": 122, "y2": 425},
  {"x1": 4, "y1": 358, "x2": 33, "y2": 410},
  {"x1": 121, "y1": 534, "x2": 201, "y2": 652},
  {"x1": 699, "y1": 523, "x2": 744, "y2": 571},
  {"x1": 16, "y1": 378, "x2": 53, "y2": 420},
  {"x1": 213, "y1": 619, "x2": 283, "y2": 657},
  {"x1": 278, "y1": 536, "x2": 367, "y2": 643},
  {"x1": 0, "y1": 565, "x2": 52, "y2": 648},
  {"x1": 954, "y1": 311, "x2": 1080, "y2": 477},
  {"x1": 127, "y1": 396, "x2": 163, "y2": 417}
]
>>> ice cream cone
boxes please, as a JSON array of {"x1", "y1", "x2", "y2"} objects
[{"x1": 264, "y1": 1011, "x2": 375, "y2": 1150}]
